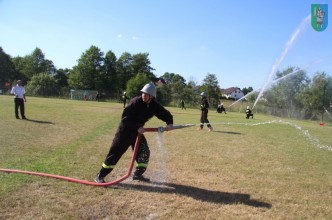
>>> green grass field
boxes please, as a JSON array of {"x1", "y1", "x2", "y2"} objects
[{"x1": 0, "y1": 95, "x2": 331, "y2": 220}]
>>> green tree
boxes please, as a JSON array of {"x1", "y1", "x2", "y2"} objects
[
  {"x1": 264, "y1": 67, "x2": 310, "y2": 118},
  {"x1": 54, "y1": 68, "x2": 70, "y2": 96},
  {"x1": 187, "y1": 79, "x2": 197, "y2": 88},
  {"x1": 242, "y1": 86, "x2": 253, "y2": 95},
  {"x1": 116, "y1": 52, "x2": 134, "y2": 91},
  {"x1": 185, "y1": 79, "x2": 199, "y2": 106},
  {"x1": 104, "y1": 50, "x2": 118, "y2": 94},
  {"x1": 126, "y1": 73, "x2": 150, "y2": 98},
  {"x1": 13, "y1": 48, "x2": 56, "y2": 80},
  {"x1": 54, "y1": 68, "x2": 69, "y2": 87},
  {"x1": 68, "y1": 45, "x2": 104, "y2": 90},
  {"x1": 116, "y1": 52, "x2": 155, "y2": 93},
  {"x1": 26, "y1": 72, "x2": 58, "y2": 96},
  {"x1": 160, "y1": 72, "x2": 186, "y2": 105},
  {"x1": 0, "y1": 47, "x2": 18, "y2": 87},
  {"x1": 161, "y1": 72, "x2": 186, "y2": 85},
  {"x1": 298, "y1": 72, "x2": 332, "y2": 120},
  {"x1": 11, "y1": 56, "x2": 27, "y2": 82},
  {"x1": 132, "y1": 53, "x2": 155, "y2": 77},
  {"x1": 201, "y1": 73, "x2": 220, "y2": 107}
]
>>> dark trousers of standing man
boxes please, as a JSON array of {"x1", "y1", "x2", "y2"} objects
[
  {"x1": 14, "y1": 98, "x2": 25, "y2": 119},
  {"x1": 200, "y1": 110, "x2": 212, "y2": 129}
]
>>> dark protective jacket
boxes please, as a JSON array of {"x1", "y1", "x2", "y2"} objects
[
  {"x1": 246, "y1": 109, "x2": 252, "y2": 115},
  {"x1": 121, "y1": 96, "x2": 173, "y2": 130},
  {"x1": 100, "y1": 95, "x2": 173, "y2": 173},
  {"x1": 200, "y1": 96, "x2": 209, "y2": 111}
]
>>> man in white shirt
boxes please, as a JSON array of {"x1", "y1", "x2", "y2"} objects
[{"x1": 10, "y1": 80, "x2": 27, "y2": 119}]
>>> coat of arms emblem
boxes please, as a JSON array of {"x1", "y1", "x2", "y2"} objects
[{"x1": 311, "y1": 4, "x2": 328, "y2": 31}]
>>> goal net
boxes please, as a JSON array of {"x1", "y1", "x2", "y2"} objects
[{"x1": 70, "y1": 89, "x2": 98, "y2": 101}]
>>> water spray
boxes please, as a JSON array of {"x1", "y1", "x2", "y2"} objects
[
  {"x1": 232, "y1": 57, "x2": 324, "y2": 111},
  {"x1": 189, "y1": 120, "x2": 332, "y2": 151},
  {"x1": 153, "y1": 131, "x2": 168, "y2": 183},
  {"x1": 323, "y1": 106, "x2": 332, "y2": 120},
  {"x1": 0, "y1": 124, "x2": 195, "y2": 187},
  {"x1": 253, "y1": 15, "x2": 310, "y2": 109},
  {"x1": 228, "y1": 89, "x2": 260, "y2": 108}
]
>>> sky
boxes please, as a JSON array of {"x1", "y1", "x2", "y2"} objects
[{"x1": 0, "y1": 0, "x2": 331, "y2": 90}]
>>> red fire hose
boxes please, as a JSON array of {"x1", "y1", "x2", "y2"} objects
[{"x1": 0, "y1": 125, "x2": 193, "y2": 187}]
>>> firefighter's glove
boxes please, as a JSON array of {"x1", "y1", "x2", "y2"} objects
[{"x1": 164, "y1": 124, "x2": 173, "y2": 131}]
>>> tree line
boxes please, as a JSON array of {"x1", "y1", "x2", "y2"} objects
[
  {"x1": 0, "y1": 46, "x2": 251, "y2": 105},
  {"x1": 257, "y1": 67, "x2": 332, "y2": 120},
  {"x1": 0, "y1": 46, "x2": 331, "y2": 120}
]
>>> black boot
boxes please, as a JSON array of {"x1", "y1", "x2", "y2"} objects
[
  {"x1": 133, "y1": 167, "x2": 150, "y2": 182},
  {"x1": 94, "y1": 167, "x2": 113, "y2": 183},
  {"x1": 133, "y1": 175, "x2": 150, "y2": 182},
  {"x1": 95, "y1": 173, "x2": 105, "y2": 183}
]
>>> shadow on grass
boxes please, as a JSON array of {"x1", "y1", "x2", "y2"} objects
[
  {"x1": 212, "y1": 130, "x2": 242, "y2": 135},
  {"x1": 23, "y1": 118, "x2": 55, "y2": 125},
  {"x1": 117, "y1": 182, "x2": 271, "y2": 208}
]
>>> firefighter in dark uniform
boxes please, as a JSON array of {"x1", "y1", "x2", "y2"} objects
[
  {"x1": 198, "y1": 92, "x2": 213, "y2": 132},
  {"x1": 216, "y1": 102, "x2": 226, "y2": 114},
  {"x1": 122, "y1": 91, "x2": 128, "y2": 108},
  {"x1": 95, "y1": 82, "x2": 174, "y2": 183},
  {"x1": 245, "y1": 106, "x2": 254, "y2": 119}
]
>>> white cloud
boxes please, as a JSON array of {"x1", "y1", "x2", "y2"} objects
[
  {"x1": 117, "y1": 34, "x2": 123, "y2": 38},
  {"x1": 200, "y1": 45, "x2": 207, "y2": 49}
]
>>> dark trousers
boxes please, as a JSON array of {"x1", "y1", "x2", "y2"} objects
[
  {"x1": 217, "y1": 107, "x2": 226, "y2": 114},
  {"x1": 246, "y1": 113, "x2": 254, "y2": 119},
  {"x1": 99, "y1": 125, "x2": 150, "y2": 177},
  {"x1": 14, "y1": 98, "x2": 25, "y2": 118},
  {"x1": 200, "y1": 110, "x2": 212, "y2": 128}
]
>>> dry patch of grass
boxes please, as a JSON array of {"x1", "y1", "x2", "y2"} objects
[{"x1": 0, "y1": 95, "x2": 331, "y2": 219}]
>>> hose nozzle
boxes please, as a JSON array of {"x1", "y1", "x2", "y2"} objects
[{"x1": 158, "y1": 126, "x2": 165, "y2": 133}]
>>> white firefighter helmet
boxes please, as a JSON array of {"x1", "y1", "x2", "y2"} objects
[
  {"x1": 200, "y1": 92, "x2": 206, "y2": 96},
  {"x1": 247, "y1": 106, "x2": 250, "y2": 109},
  {"x1": 141, "y1": 83, "x2": 156, "y2": 98}
]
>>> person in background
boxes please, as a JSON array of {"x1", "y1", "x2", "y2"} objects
[
  {"x1": 96, "y1": 90, "x2": 100, "y2": 102},
  {"x1": 180, "y1": 99, "x2": 186, "y2": 110},
  {"x1": 95, "y1": 82, "x2": 173, "y2": 183},
  {"x1": 10, "y1": 80, "x2": 27, "y2": 119},
  {"x1": 198, "y1": 92, "x2": 213, "y2": 131},
  {"x1": 122, "y1": 91, "x2": 128, "y2": 108},
  {"x1": 216, "y1": 102, "x2": 226, "y2": 114},
  {"x1": 245, "y1": 106, "x2": 254, "y2": 119}
]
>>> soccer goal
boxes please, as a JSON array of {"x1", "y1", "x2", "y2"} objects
[{"x1": 70, "y1": 89, "x2": 98, "y2": 101}]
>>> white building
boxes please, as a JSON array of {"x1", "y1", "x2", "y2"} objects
[{"x1": 220, "y1": 87, "x2": 244, "y2": 100}]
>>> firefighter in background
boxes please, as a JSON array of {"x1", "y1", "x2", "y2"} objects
[
  {"x1": 122, "y1": 91, "x2": 128, "y2": 108},
  {"x1": 245, "y1": 106, "x2": 254, "y2": 119},
  {"x1": 96, "y1": 90, "x2": 101, "y2": 102},
  {"x1": 198, "y1": 92, "x2": 213, "y2": 131},
  {"x1": 216, "y1": 102, "x2": 226, "y2": 114},
  {"x1": 180, "y1": 99, "x2": 186, "y2": 110},
  {"x1": 95, "y1": 82, "x2": 173, "y2": 183}
]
